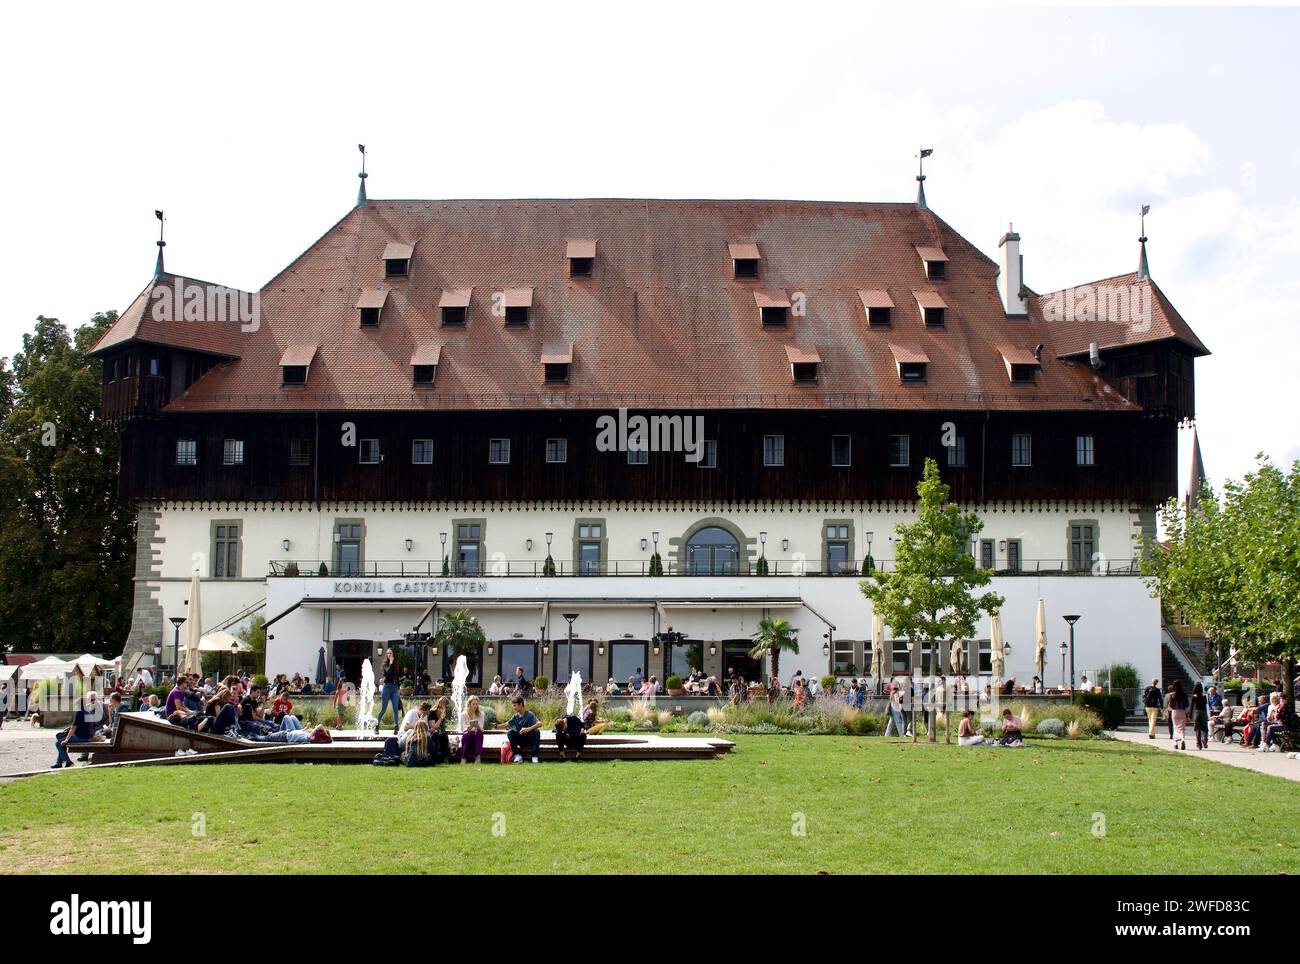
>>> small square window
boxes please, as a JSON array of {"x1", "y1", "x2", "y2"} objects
[
  {"x1": 505, "y1": 305, "x2": 529, "y2": 327},
  {"x1": 628, "y1": 445, "x2": 649, "y2": 465},
  {"x1": 579, "y1": 523, "x2": 602, "y2": 539},
  {"x1": 359, "y1": 307, "x2": 381, "y2": 327},
  {"x1": 1011, "y1": 433, "x2": 1032, "y2": 467},
  {"x1": 925, "y1": 260, "x2": 946, "y2": 280},
  {"x1": 734, "y1": 258, "x2": 759, "y2": 280},
  {"x1": 544, "y1": 362, "x2": 570, "y2": 384},
  {"x1": 175, "y1": 439, "x2": 197, "y2": 466},
  {"x1": 412, "y1": 439, "x2": 433, "y2": 465},
  {"x1": 792, "y1": 361, "x2": 818, "y2": 382},
  {"x1": 761, "y1": 306, "x2": 787, "y2": 327},
  {"x1": 569, "y1": 257, "x2": 593, "y2": 278},
  {"x1": 1076, "y1": 435, "x2": 1095, "y2": 466},
  {"x1": 899, "y1": 362, "x2": 927, "y2": 382},
  {"x1": 289, "y1": 439, "x2": 311, "y2": 466},
  {"x1": 359, "y1": 438, "x2": 381, "y2": 464},
  {"x1": 763, "y1": 435, "x2": 785, "y2": 467},
  {"x1": 489, "y1": 438, "x2": 511, "y2": 464},
  {"x1": 923, "y1": 307, "x2": 945, "y2": 328},
  {"x1": 222, "y1": 439, "x2": 245, "y2": 466},
  {"x1": 384, "y1": 258, "x2": 409, "y2": 279},
  {"x1": 441, "y1": 306, "x2": 466, "y2": 327},
  {"x1": 1010, "y1": 363, "x2": 1036, "y2": 384},
  {"x1": 413, "y1": 365, "x2": 436, "y2": 387},
  {"x1": 868, "y1": 307, "x2": 891, "y2": 328},
  {"x1": 831, "y1": 435, "x2": 851, "y2": 467},
  {"x1": 282, "y1": 365, "x2": 307, "y2": 386},
  {"x1": 698, "y1": 439, "x2": 718, "y2": 468},
  {"x1": 889, "y1": 434, "x2": 910, "y2": 467},
  {"x1": 545, "y1": 438, "x2": 567, "y2": 463}
]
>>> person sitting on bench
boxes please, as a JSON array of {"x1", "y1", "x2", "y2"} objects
[
  {"x1": 554, "y1": 713, "x2": 587, "y2": 761},
  {"x1": 506, "y1": 696, "x2": 542, "y2": 763}
]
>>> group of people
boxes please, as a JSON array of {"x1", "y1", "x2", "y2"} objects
[
  {"x1": 1142, "y1": 677, "x2": 1295, "y2": 752},
  {"x1": 152, "y1": 673, "x2": 331, "y2": 746}
]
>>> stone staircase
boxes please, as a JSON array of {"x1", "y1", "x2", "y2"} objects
[{"x1": 1161, "y1": 623, "x2": 1206, "y2": 693}]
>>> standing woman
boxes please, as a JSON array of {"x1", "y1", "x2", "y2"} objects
[
  {"x1": 378, "y1": 650, "x2": 402, "y2": 735},
  {"x1": 1168, "y1": 679, "x2": 1190, "y2": 750},
  {"x1": 334, "y1": 678, "x2": 349, "y2": 729},
  {"x1": 1190, "y1": 681, "x2": 1210, "y2": 750},
  {"x1": 459, "y1": 695, "x2": 485, "y2": 764}
]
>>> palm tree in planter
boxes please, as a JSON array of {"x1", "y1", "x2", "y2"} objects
[
  {"x1": 749, "y1": 617, "x2": 800, "y2": 684},
  {"x1": 435, "y1": 610, "x2": 487, "y2": 678}
]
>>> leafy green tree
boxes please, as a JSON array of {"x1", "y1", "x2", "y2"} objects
[
  {"x1": 0, "y1": 313, "x2": 132, "y2": 653},
  {"x1": 1142, "y1": 457, "x2": 1299, "y2": 701},
  {"x1": 436, "y1": 609, "x2": 487, "y2": 658},
  {"x1": 859, "y1": 458, "x2": 1003, "y2": 742},
  {"x1": 749, "y1": 616, "x2": 799, "y2": 682},
  {"x1": 240, "y1": 613, "x2": 267, "y2": 673}
]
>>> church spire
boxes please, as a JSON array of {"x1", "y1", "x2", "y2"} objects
[
  {"x1": 356, "y1": 143, "x2": 368, "y2": 206},
  {"x1": 154, "y1": 209, "x2": 166, "y2": 276},
  {"x1": 1137, "y1": 203, "x2": 1150, "y2": 281},
  {"x1": 916, "y1": 148, "x2": 933, "y2": 208}
]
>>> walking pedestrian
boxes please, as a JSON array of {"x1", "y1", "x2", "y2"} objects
[
  {"x1": 1168, "y1": 680, "x2": 1190, "y2": 750},
  {"x1": 1191, "y1": 681, "x2": 1210, "y2": 750},
  {"x1": 1142, "y1": 677, "x2": 1163, "y2": 739}
]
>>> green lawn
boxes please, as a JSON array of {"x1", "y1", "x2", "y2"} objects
[{"x1": 1, "y1": 736, "x2": 1296, "y2": 874}]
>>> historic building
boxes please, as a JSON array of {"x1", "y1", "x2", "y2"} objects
[{"x1": 92, "y1": 173, "x2": 1207, "y2": 689}]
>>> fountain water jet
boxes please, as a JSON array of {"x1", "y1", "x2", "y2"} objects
[
  {"x1": 564, "y1": 670, "x2": 583, "y2": 716},
  {"x1": 450, "y1": 655, "x2": 470, "y2": 735},
  {"x1": 355, "y1": 659, "x2": 377, "y2": 733}
]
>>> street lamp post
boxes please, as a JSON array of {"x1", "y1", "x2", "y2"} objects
[
  {"x1": 230, "y1": 641, "x2": 239, "y2": 678},
  {"x1": 1059, "y1": 641, "x2": 1068, "y2": 691},
  {"x1": 562, "y1": 612, "x2": 579, "y2": 682},
  {"x1": 1063, "y1": 615, "x2": 1081, "y2": 701},
  {"x1": 169, "y1": 616, "x2": 186, "y2": 677}
]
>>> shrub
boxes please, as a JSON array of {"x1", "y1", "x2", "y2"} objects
[
  {"x1": 1074, "y1": 691, "x2": 1126, "y2": 729},
  {"x1": 1066, "y1": 720, "x2": 1082, "y2": 739},
  {"x1": 665, "y1": 675, "x2": 684, "y2": 691},
  {"x1": 1035, "y1": 717, "x2": 1065, "y2": 737},
  {"x1": 627, "y1": 699, "x2": 658, "y2": 724},
  {"x1": 1003, "y1": 701, "x2": 1103, "y2": 736},
  {"x1": 656, "y1": 710, "x2": 673, "y2": 726},
  {"x1": 481, "y1": 705, "x2": 497, "y2": 728},
  {"x1": 532, "y1": 676, "x2": 550, "y2": 691},
  {"x1": 648, "y1": 552, "x2": 664, "y2": 577},
  {"x1": 850, "y1": 713, "x2": 884, "y2": 735},
  {"x1": 252, "y1": 674, "x2": 269, "y2": 690},
  {"x1": 542, "y1": 555, "x2": 557, "y2": 577},
  {"x1": 820, "y1": 675, "x2": 836, "y2": 690},
  {"x1": 706, "y1": 706, "x2": 727, "y2": 725},
  {"x1": 318, "y1": 562, "x2": 328, "y2": 576},
  {"x1": 687, "y1": 710, "x2": 710, "y2": 726},
  {"x1": 755, "y1": 556, "x2": 769, "y2": 576},
  {"x1": 1098, "y1": 662, "x2": 1140, "y2": 691}
]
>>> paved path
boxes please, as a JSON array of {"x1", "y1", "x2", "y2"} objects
[
  {"x1": 1110, "y1": 724, "x2": 1300, "y2": 784},
  {"x1": 0, "y1": 720, "x2": 69, "y2": 779}
]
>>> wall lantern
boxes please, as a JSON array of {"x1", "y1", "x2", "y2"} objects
[
  {"x1": 709, "y1": 642, "x2": 717, "y2": 657},
  {"x1": 526, "y1": 538, "x2": 534, "y2": 552},
  {"x1": 281, "y1": 538, "x2": 291, "y2": 552},
  {"x1": 404, "y1": 538, "x2": 413, "y2": 552},
  {"x1": 998, "y1": 539, "x2": 1007, "y2": 552},
  {"x1": 597, "y1": 642, "x2": 605, "y2": 656},
  {"x1": 487, "y1": 642, "x2": 495, "y2": 656},
  {"x1": 542, "y1": 642, "x2": 551, "y2": 656},
  {"x1": 640, "y1": 537, "x2": 648, "y2": 551},
  {"x1": 822, "y1": 633, "x2": 831, "y2": 657},
  {"x1": 782, "y1": 538, "x2": 790, "y2": 552}
]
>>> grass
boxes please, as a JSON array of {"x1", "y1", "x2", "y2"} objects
[{"x1": 0, "y1": 736, "x2": 1296, "y2": 874}]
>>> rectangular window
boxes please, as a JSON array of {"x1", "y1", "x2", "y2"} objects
[
  {"x1": 891, "y1": 642, "x2": 911, "y2": 675},
  {"x1": 763, "y1": 435, "x2": 785, "y2": 467},
  {"x1": 176, "y1": 439, "x2": 197, "y2": 465},
  {"x1": 978, "y1": 640, "x2": 992, "y2": 674},
  {"x1": 1070, "y1": 524, "x2": 1096, "y2": 572},
  {"x1": 923, "y1": 307, "x2": 945, "y2": 327},
  {"x1": 384, "y1": 258, "x2": 409, "y2": 279},
  {"x1": 543, "y1": 362, "x2": 570, "y2": 384},
  {"x1": 761, "y1": 306, "x2": 787, "y2": 327},
  {"x1": 926, "y1": 260, "x2": 946, "y2": 280},
  {"x1": 545, "y1": 438, "x2": 567, "y2": 464},
  {"x1": 289, "y1": 439, "x2": 311, "y2": 466},
  {"x1": 504, "y1": 305, "x2": 529, "y2": 327},
  {"x1": 149, "y1": 356, "x2": 160, "y2": 377},
  {"x1": 335, "y1": 523, "x2": 362, "y2": 576},
  {"x1": 282, "y1": 365, "x2": 307, "y2": 385},
  {"x1": 831, "y1": 435, "x2": 851, "y2": 467},
  {"x1": 358, "y1": 438, "x2": 381, "y2": 464},
  {"x1": 569, "y1": 256, "x2": 593, "y2": 278},
  {"x1": 868, "y1": 306, "x2": 891, "y2": 328},
  {"x1": 1010, "y1": 363, "x2": 1036, "y2": 384},
  {"x1": 698, "y1": 439, "x2": 718, "y2": 468},
  {"x1": 212, "y1": 523, "x2": 240, "y2": 579},
  {"x1": 899, "y1": 361, "x2": 927, "y2": 382},
  {"x1": 946, "y1": 436, "x2": 966, "y2": 467},
  {"x1": 456, "y1": 523, "x2": 482, "y2": 576},
  {"x1": 826, "y1": 524, "x2": 851, "y2": 574},
  {"x1": 733, "y1": 258, "x2": 759, "y2": 280},
  {"x1": 1006, "y1": 539, "x2": 1022, "y2": 572},
  {"x1": 980, "y1": 539, "x2": 995, "y2": 569},
  {"x1": 889, "y1": 434, "x2": 910, "y2": 467},
  {"x1": 359, "y1": 307, "x2": 381, "y2": 327},
  {"x1": 441, "y1": 305, "x2": 466, "y2": 327},
  {"x1": 578, "y1": 541, "x2": 601, "y2": 576},
  {"x1": 412, "y1": 439, "x2": 433, "y2": 465},
  {"x1": 1011, "y1": 433, "x2": 1032, "y2": 466},
  {"x1": 791, "y1": 362, "x2": 818, "y2": 382},
  {"x1": 627, "y1": 444, "x2": 648, "y2": 465},
  {"x1": 489, "y1": 438, "x2": 511, "y2": 464},
  {"x1": 1076, "y1": 434, "x2": 1095, "y2": 466},
  {"x1": 222, "y1": 439, "x2": 244, "y2": 466},
  {"x1": 413, "y1": 365, "x2": 436, "y2": 386},
  {"x1": 833, "y1": 639, "x2": 854, "y2": 676}
]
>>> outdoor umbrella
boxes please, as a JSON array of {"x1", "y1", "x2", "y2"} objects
[
  {"x1": 989, "y1": 612, "x2": 1005, "y2": 678},
  {"x1": 183, "y1": 571, "x2": 204, "y2": 675},
  {"x1": 870, "y1": 613, "x2": 885, "y2": 691},
  {"x1": 949, "y1": 639, "x2": 964, "y2": 674},
  {"x1": 315, "y1": 646, "x2": 327, "y2": 685},
  {"x1": 1034, "y1": 597, "x2": 1047, "y2": 683}
]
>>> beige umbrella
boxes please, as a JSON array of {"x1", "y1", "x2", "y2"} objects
[
  {"x1": 870, "y1": 613, "x2": 885, "y2": 690},
  {"x1": 989, "y1": 612, "x2": 1005, "y2": 678},
  {"x1": 1034, "y1": 597, "x2": 1047, "y2": 683},
  {"x1": 949, "y1": 639, "x2": 964, "y2": 674},
  {"x1": 184, "y1": 571, "x2": 204, "y2": 674}
]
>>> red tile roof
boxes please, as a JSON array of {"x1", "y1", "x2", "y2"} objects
[
  {"x1": 94, "y1": 199, "x2": 1205, "y2": 413},
  {"x1": 1033, "y1": 272, "x2": 1209, "y2": 357}
]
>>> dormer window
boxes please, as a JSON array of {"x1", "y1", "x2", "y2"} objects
[
  {"x1": 858, "y1": 290, "x2": 894, "y2": 328},
  {"x1": 356, "y1": 289, "x2": 389, "y2": 327},
  {"x1": 890, "y1": 345, "x2": 929, "y2": 383},
  {"x1": 542, "y1": 345, "x2": 572, "y2": 385},
  {"x1": 728, "y1": 242, "x2": 761, "y2": 279},
  {"x1": 786, "y1": 345, "x2": 821, "y2": 384},
  {"x1": 755, "y1": 292, "x2": 791, "y2": 327},
  {"x1": 1001, "y1": 348, "x2": 1040, "y2": 384},
  {"x1": 914, "y1": 291, "x2": 947, "y2": 328},
  {"x1": 279, "y1": 345, "x2": 317, "y2": 387},
  {"x1": 503, "y1": 288, "x2": 533, "y2": 327},
  {"x1": 410, "y1": 345, "x2": 440, "y2": 387},
  {"x1": 566, "y1": 240, "x2": 596, "y2": 278},
  {"x1": 439, "y1": 288, "x2": 471, "y2": 327},
  {"x1": 916, "y1": 245, "x2": 948, "y2": 280},
  {"x1": 382, "y1": 242, "x2": 414, "y2": 279}
]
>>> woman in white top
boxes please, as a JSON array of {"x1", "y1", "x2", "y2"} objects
[{"x1": 487, "y1": 675, "x2": 504, "y2": 695}]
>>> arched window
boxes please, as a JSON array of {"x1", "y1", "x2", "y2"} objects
[{"x1": 685, "y1": 526, "x2": 741, "y2": 576}]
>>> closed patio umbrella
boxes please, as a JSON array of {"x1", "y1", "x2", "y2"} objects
[
  {"x1": 870, "y1": 613, "x2": 885, "y2": 692},
  {"x1": 1034, "y1": 597, "x2": 1047, "y2": 684},
  {"x1": 989, "y1": 612, "x2": 1005, "y2": 679},
  {"x1": 315, "y1": 646, "x2": 327, "y2": 685},
  {"x1": 183, "y1": 571, "x2": 203, "y2": 675}
]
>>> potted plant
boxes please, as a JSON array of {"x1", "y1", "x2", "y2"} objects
[
  {"x1": 441, "y1": 555, "x2": 450, "y2": 576},
  {"x1": 754, "y1": 556, "x2": 769, "y2": 576},
  {"x1": 542, "y1": 554, "x2": 557, "y2": 576},
  {"x1": 533, "y1": 675, "x2": 550, "y2": 692},
  {"x1": 648, "y1": 552, "x2": 664, "y2": 576},
  {"x1": 317, "y1": 562, "x2": 329, "y2": 576},
  {"x1": 665, "y1": 674, "x2": 686, "y2": 697}
]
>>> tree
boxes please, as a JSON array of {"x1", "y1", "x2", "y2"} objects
[
  {"x1": 435, "y1": 610, "x2": 487, "y2": 659},
  {"x1": 749, "y1": 616, "x2": 799, "y2": 683},
  {"x1": 239, "y1": 614, "x2": 267, "y2": 673},
  {"x1": 859, "y1": 458, "x2": 1003, "y2": 742},
  {"x1": 1142, "y1": 457, "x2": 1299, "y2": 701},
  {"x1": 0, "y1": 313, "x2": 133, "y2": 653}
]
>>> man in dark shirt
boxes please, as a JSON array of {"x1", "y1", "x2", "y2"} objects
[
  {"x1": 512, "y1": 666, "x2": 531, "y2": 697},
  {"x1": 53, "y1": 693, "x2": 104, "y2": 768},
  {"x1": 506, "y1": 696, "x2": 542, "y2": 763}
]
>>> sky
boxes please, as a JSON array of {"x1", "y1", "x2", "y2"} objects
[{"x1": 1, "y1": 1, "x2": 1297, "y2": 489}]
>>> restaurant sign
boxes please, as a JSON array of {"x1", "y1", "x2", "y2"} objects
[{"x1": 325, "y1": 579, "x2": 490, "y2": 596}]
